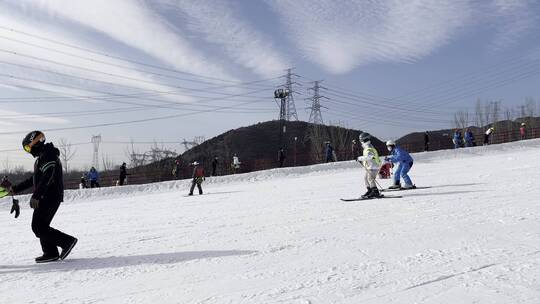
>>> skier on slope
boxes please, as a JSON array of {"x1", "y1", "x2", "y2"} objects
[
  {"x1": 452, "y1": 129, "x2": 462, "y2": 149},
  {"x1": 520, "y1": 123, "x2": 527, "y2": 140},
  {"x1": 464, "y1": 129, "x2": 475, "y2": 147},
  {"x1": 484, "y1": 127, "x2": 495, "y2": 145},
  {"x1": 7, "y1": 131, "x2": 77, "y2": 263},
  {"x1": 118, "y1": 162, "x2": 128, "y2": 186},
  {"x1": 384, "y1": 140, "x2": 415, "y2": 190},
  {"x1": 325, "y1": 142, "x2": 335, "y2": 163},
  {"x1": 356, "y1": 133, "x2": 382, "y2": 198},
  {"x1": 188, "y1": 161, "x2": 205, "y2": 196}
]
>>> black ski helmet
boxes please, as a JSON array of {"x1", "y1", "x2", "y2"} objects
[
  {"x1": 22, "y1": 130, "x2": 45, "y2": 156},
  {"x1": 359, "y1": 132, "x2": 371, "y2": 143}
]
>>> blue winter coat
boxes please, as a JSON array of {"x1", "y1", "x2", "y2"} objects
[
  {"x1": 387, "y1": 145, "x2": 413, "y2": 164},
  {"x1": 325, "y1": 144, "x2": 334, "y2": 158},
  {"x1": 87, "y1": 170, "x2": 99, "y2": 181}
]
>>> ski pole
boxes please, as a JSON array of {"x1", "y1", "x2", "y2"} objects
[{"x1": 357, "y1": 159, "x2": 384, "y2": 190}]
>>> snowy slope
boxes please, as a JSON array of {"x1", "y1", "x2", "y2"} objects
[{"x1": 1, "y1": 140, "x2": 539, "y2": 304}]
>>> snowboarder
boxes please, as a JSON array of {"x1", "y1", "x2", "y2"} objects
[
  {"x1": 452, "y1": 130, "x2": 462, "y2": 149},
  {"x1": 520, "y1": 123, "x2": 527, "y2": 140},
  {"x1": 325, "y1": 142, "x2": 335, "y2": 163},
  {"x1": 464, "y1": 129, "x2": 475, "y2": 147},
  {"x1": 211, "y1": 157, "x2": 218, "y2": 176},
  {"x1": 189, "y1": 161, "x2": 205, "y2": 196},
  {"x1": 356, "y1": 133, "x2": 382, "y2": 198},
  {"x1": 232, "y1": 154, "x2": 241, "y2": 174},
  {"x1": 9, "y1": 131, "x2": 77, "y2": 263},
  {"x1": 79, "y1": 174, "x2": 87, "y2": 189},
  {"x1": 351, "y1": 139, "x2": 360, "y2": 159},
  {"x1": 118, "y1": 162, "x2": 128, "y2": 186},
  {"x1": 384, "y1": 140, "x2": 415, "y2": 189},
  {"x1": 278, "y1": 148, "x2": 286, "y2": 168},
  {"x1": 484, "y1": 127, "x2": 494, "y2": 145},
  {"x1": 424, "y1": 131, "x2": 430, "y2": 152},
  {"x1": 87, "y1": 167, "x2": 100, "y2": 188}
]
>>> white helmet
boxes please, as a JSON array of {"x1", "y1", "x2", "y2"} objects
[{"x1": 386, "y1": 140, "x2": 396, "y2": 146}]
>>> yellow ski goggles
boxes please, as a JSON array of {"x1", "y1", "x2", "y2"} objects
[{"x1": 23, "y1": 133, "x2": 45, "y2": 153}]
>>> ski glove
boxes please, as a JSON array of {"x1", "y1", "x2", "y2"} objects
[
  {"x1": 11, "y1": 198, "x2": 20, "y2": 218},
  {"x1": 29, "y1": 198, "x2": 39, "y2": 209}
]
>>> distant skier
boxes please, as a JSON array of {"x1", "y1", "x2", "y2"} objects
[
  {"x1": 356, "y1": 133, "x2": 382, "y2": 198},
  {"x1": 484, "y1": 127, "x2": 494, "y2": 145},
  {"x1": 79, "y1": 174, "x2": 87, "y2": 189},
  {"x1": 464, "y1": 129, "x2": 475, "y2": 147},
  {"x1": 9, "y1": 131, "x2": 77, "y2": 263},
  {"x1": 325, "y1": 142, "x2": 335, "y2": 163},
  {"x1": 351, "y1": 139, "x2": 360, "y2": 159},
  {"x1": 118, "y1": 162, "x2": 128, "y2": 186},
  {"x1": 422, "y1": 131, "x2": 429, "y2": 151},
  {"x1": 87, "y1": 167, "x2": 100, "y2": 188},
  {"x1": 452, "y1": 130, "x2": 462, "y2": 149},
  {"x1": 278, "y1": 148, "x2": 286, "y2": 168},
  {"x1": 384, "y1": 140, "x2": 415, "y2": 189},
  {"x1": 232, "y1": 154, "x2": 241, "y2": 174},
  {"x1": 189, "y1": 161, "x2": 205, "y2": 196},
  {"x1": 520, "y1": 123, "x2": 527, "y2": 140},
  {"x1": 172, "y1": 157, "x2": 182, "y2": 179},
  {"x1": 211, "y1": 157, "x2": 218, "y2": 176}
]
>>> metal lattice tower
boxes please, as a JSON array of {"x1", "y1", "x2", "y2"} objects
[
  {"x1": 91, "y1": 135, "x2": 101, "y2": 169},
  {"x1": 285, "y1": 68, "x2": 299, "y2": 121},
  {"x1": 306, "y1": 80, "x2": 328, "y2": 125}
]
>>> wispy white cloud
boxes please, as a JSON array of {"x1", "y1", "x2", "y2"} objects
[
  {"x1": 165, "y1": 0, "x2": 290, "y2": 78},
  {"x1": 488, "y1": 0, "x2": 539, "y2": 51},
  {"x1": 267, "y1": 0, "x2": 473, "y2": 74},
  {"x1": 6, "y1": 0, "x2": 236, "y2": 81}
]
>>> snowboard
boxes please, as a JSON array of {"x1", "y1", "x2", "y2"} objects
[{"x1": 340, "y1": 195, "x2": 402, "y2": 201}]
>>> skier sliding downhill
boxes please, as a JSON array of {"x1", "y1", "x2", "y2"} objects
[
  {"x1": 356, "y1": 133, "x2": 383, "y2": 199},
  {"x1": 384, "y1": 140, "x2": 415, "y2": 190}
]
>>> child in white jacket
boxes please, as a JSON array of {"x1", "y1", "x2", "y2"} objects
[{"x1": 357, "y1": 133, "x2": 382, "y2": 198}]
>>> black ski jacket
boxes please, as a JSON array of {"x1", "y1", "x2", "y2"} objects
[{"x1": 13, "y1": 143, "x2": 64, "y2": 202}]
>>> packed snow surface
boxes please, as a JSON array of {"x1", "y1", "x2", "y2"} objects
[{"x1": 1, "y1": 140, "x2": 539, "y2": 303}]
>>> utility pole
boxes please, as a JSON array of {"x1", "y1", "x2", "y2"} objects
[
  {"x1": 284, "y1": 68, "x2": 299, "y2": 121},
  {"x1": 91, "y1": 135, "x2": 101, "y2": 169},
  {"x1": 306, "y1": 80, "x2": 328, "y2": 125}
]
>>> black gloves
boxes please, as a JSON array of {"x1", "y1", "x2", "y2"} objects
[
  {"x1": 30, "y1": 198, "x2": 39, "y2": 209},
  {"x1": 11, "y1": 198, "x2": 20, "y2": 218}
]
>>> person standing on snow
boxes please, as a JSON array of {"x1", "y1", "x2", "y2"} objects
[
  {"x1": 452, "y1": 130, "x2": 462, "y2": 149},
  {"x1": 424, "y1": 131, "x2": 430, "y2": 152},
  {"x1": 351, "y1": 139, "x2": 360, "y2": 159},
  {"x1": 87, "y1": 167, "x2": 100, "y2": 188},
  {"x1": 464, "y1": 129, "x2": 475, "y2": 147},
  {"x1": 211, "y1": 157, "x2": 218, "y2": 176},
  {"x1": 520, "y1": 123, "x2": 527, "y2": 140},
  {"x1": 278, "y1": 148, "x2": 286, "y2": 168},
  {"x1": 384, "y1": 140, "x2": 415, "y2": 189},
  {"x1": 325, "y1": 142, "x2": 335, "y2": 163},
  {"x1": 356, "y1": 133, "x2": 382, "y2": 198},
  {"x1": 189, "y1": 161, "x2": 205, "y2": 196},
  {"x1": 232, "y1": 154, "x2": 241, "y2": 174},
  {"x1": 484, "y1": 127, "x2": 494, "y2": 145},
  {"x1": 7, "y1": 131, "x2": 77, "y2": 263},
  {"x1": 118, "y1": 162, "x2": 128, "y2": 186}
]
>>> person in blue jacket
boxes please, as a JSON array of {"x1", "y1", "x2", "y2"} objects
[
  {"x1": 464, "y1": 129, "x2": 475, "y2": 147},
  {"x1": 87, "y1": 167, "x2": 100, "y2": 188},
  {"x1": 384, "y1": 140, "x2": 415, "y2": 189},
  {"x1": 452, "y1": 130, "x2": 462, "y2": 149},
  {"x1": 325, "y1": 141, "x2": 335, "y2": 163}
]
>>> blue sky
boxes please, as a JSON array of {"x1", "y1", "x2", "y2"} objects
[{"x1": 1, "y1": 0, "x2": 540, "y2": 170}]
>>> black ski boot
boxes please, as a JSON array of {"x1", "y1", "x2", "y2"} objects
[
  {"x1": 361, "y1": 187, "x2": 372, "y2": 199},
  {"x1": 60, "y1": 238, "x2": 78, "y2": 260},
  {"x1": 369, "y1": 187, "x2": 382, "y2": 198},
  {"x1": 35, "y1": 254, "x2": 59, "y2": 264}
]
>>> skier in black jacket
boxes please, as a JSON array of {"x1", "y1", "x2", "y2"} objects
[
  {"x1": 10, "y1": 131, "x2": 77, "y2": 263},
  {"x1": 118, "y1": 162, "x2": 128, "y2": 186}
]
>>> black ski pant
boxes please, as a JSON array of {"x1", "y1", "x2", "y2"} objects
[
  {"x1": 189, "y1": 180, "x2": 203, "y2": 195},
  {"x1": 31, "y1": 199, "x2": 75, "y2": 256},
  {"x1": 90, "y1": 180, "x2": 100, "y2": 188},
  {"x1": 119, "y1": 177, "x2": 126, "y2": 186}
]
